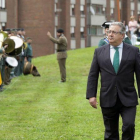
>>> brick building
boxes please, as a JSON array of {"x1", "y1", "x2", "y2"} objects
[
  {"x1": 1, "y1": 0, "x2": 140, "y2": 57},
  {"x1": 4, "y1": 0, "x2": 86, "y2": 57}
]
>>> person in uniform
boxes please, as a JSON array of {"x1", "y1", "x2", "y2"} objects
[
  {"x1": 0, "y1": 45, "x2": 8, "y2": 91},
  {"x1": 25, "y1": 37, "x2": 33, "y2": 63},
  {"x1": 21, "y1": 28, "x2": 26, "y2": 40},
  {"x1": 98, "y1": 22, "x2": 112, "y2": 47},
  {"x1": 14, "y1": 28, "x2": 25, "y2": 76},
  {"x1": 47, "y1": 29, "x2": 67, "y2": 82}
]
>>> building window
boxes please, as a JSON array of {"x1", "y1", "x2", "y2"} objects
[
  {"x1": 70, "y1": 5, "x2": 75, "y2": 16},
  {"x1": 91, "y1": 4, "x2": 104, "y2": 15},
  {"x1": 88, "y1": 26, "x2": 103, "y2": 36},
  {"x1": 71, "y1": 27, "x2": 75, "y2": 38},
  {"x1": 0, "y1": 22, "x2": 6, "y2": 30},
  {"x1": 80, "y1": 27, "x2": 85, "y2": 38},
  {"x1": 80, "y1": 5, "x2": 85, "y2": 15},
  {"x1": 131, "y1": 10, "x2": 134, "y2": 15},
  {"x1": 110, "y1": 8, "x2": 114, "y2": 19},
  {"x1": 0, "y1": 0, "x2": 5, "y2": 9}
]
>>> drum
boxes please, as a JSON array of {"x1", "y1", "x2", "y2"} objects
[
  {"x1": 7, "y1": 36, "x2": 23, "y2": 56},
  {"x1": 23, "y1": 62, "x2": 40, "y2": 76},
  {"x1": 5, "y1": 57, "x2": 18, "y2": 68}
]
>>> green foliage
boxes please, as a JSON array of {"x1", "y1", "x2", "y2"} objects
[{"x1": 0, "y1": 47, "x2": 140, "y2": 140}]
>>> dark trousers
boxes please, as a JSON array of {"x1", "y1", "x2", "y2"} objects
[
  {"x1": 101, "y1": 96, "x2": 136, "y2": 140},
  {"x1": 4, "y1": 67, "x2": 12, "y2": 85},
  {"x1": 58, "y1": 58, "x2": 66, "y2": 82},
  {"x1": 27, "y1": 57, "x2": 32, "y2": 63}
]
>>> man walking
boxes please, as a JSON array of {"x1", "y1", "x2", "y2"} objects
[
  {"x1": 47, "y1": 29, "x2": 67, "y2": 82},
  {"x1": 86, "y1": 22, "x2": 140, "y2": 140}
]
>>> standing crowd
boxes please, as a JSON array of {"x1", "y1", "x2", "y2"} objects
[{"x1": 0, "y1": 28, "x2": 33, "y2": 92}]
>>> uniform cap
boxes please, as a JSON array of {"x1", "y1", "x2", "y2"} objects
[
  {"x1": 57, "y1": 29, "x2": 64, "y2": 33},
  {"x1": 101, "y1": 22, "x2": 112, "y2": 29}
]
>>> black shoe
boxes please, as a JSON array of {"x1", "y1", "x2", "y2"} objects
[
  {"x1": 58, "y1": 80, "x2": 66, "y2": 83},
  {"x1": 0, "y1": 88, "x2": 4, "y2": 92}
]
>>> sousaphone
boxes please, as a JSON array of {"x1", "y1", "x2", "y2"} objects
[
  {"x1": 6, "y1": 36, "x2": 23, "y2": 56},
  {"x1": 0, "y1": 31, "x2": 15, "y2": 53}
]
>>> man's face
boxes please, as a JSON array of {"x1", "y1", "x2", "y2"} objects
[
  {"x1": 27, "y1": 39, "x2": 32, "y2": 44},
  {"x1": 57, "y1": 32, "x2": 61, "y2": 37},
  {"x1": 22, "y1": 31, "x2": 26, "y2": 35},
  {"x1": 105, "y1": 28, "x2": 109, "y2": 36},
  {"x1": 17, "y1": 31, "x2": 22, "y2": 35},
  {"x1": 108, "y1": 25, "x2": 124, "y2": 46}
]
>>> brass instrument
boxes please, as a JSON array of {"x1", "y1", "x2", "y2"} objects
[
  {"x1": 23, "y1": 42, "x2": 28, "y2": 49},
  {"x1": 0, "y1": 30, "x2": 15, "y2": 53}
]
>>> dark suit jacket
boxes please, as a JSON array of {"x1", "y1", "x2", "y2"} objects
[{"x1": 86, "y1": 42, "x2": 140, "y2": 107}]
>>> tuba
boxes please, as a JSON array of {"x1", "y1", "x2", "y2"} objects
[{"x1": 0, "y1": 30, "x2": 15, "y2": 53}]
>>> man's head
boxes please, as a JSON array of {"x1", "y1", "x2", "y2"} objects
[
  {"x1": 108, "y1": 22, "x2": 126, "y2": 46},
  {"x1": 17, "y1": 29, "x2": 22, "y2": 35},
  {"x1": 57, "y1": 28, "x2": 64, "y2": 37},
  {"x1": 26, "y1": 37, "x2": 32, "y2": 44},
  {"x1": 21, "y1": 28, "x2": 26, "y2": 36}
]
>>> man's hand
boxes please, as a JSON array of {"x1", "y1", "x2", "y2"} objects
[
  {"x1": 47, "y1": 32, "x2": 51, "y2": 37},
  {"x1": 4, "y1": 45, "x2": 8, "y2": 50},
  {"x1": 89, "y1": 97, "x2": 98, "y2": 109}
]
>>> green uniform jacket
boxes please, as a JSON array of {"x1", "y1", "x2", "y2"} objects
[
  {"x1": 98, "y1": 39, "x2": 108, "y2": 48},
  {"x1": 25, "y1": 43, "x2": 33, "y2": 57},
  {"x1": 123, "y1": 36, "x2": 132, "y2": 45},
  {"x1": 50, "y1": 35, "x2": 68, "y2": 59}
]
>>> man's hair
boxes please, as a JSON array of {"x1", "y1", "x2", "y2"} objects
[
  {"x1": 26, "y1": 37, "x2": 32, "y2": 41},
  {"x1": 110, "y1": 22, "x2": 126, "y2": 34}
]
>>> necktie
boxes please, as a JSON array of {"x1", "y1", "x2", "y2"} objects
[{"x1": 113, "y1": 47, "x2": 119, "y2": 73}]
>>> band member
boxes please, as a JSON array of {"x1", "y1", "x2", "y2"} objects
[
  {"x1": 25, "y1": 37, "x2": 33, "y2": 63},
  {"x1": 0, "y1": 45, "x2": 8, "y2": 91},
  {"x1": 21, "y1": 28, "x2": 26, "y2": 40},
  {"x1": 47, "y1": 29, "x2": 67, "y2": 82},
  {"x1": 16, "y1": 28, "x2": 22, "y2": 38}
]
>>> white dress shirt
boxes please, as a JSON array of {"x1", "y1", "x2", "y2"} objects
[{"x1": 110, "y1": 42, "x2": 123, "y2": 65}]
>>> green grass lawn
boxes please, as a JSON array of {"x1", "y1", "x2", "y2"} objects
[{"x1": 0, "y1": 47, "x2": 140, "y2": 140}]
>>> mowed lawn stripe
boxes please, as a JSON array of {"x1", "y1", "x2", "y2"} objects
[{"x1": 0, "y1": 47, "x2": 139, "y2": 140}]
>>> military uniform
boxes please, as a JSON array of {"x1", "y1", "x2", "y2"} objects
[
  {"x1": 0, "y1": 48, "x2": 6, "y2": 90},
  {"x1": 49, "y1": 34, "x2": 67, "y2": 82},
  {"x1": 123, "y1": 35, "x2": 132, "y2": 45},
  {"x1": 14, "y1": 33, "x2": 25, "y2": 76},
  {"x1": 98, "y1": 37, "x2": 109, "y2": 47},
  {"x1": 25, "y1": 43, "x2": 33, "y2": 63}
]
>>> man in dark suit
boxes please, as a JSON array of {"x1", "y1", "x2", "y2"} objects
[{"x1": 86, "y1": 22, "x2": 140, "y2": 140}]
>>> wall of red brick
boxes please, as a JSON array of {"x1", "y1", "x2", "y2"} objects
[
  {"x1": 6, "y1": 0, "x2": 55, "y2": 57},
  {"x1": 57, "y1": 0, "x2": 71, "y2": 50},
  {"x1": 6, "y1": 0, "x2": 18, "y2": 28}
]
